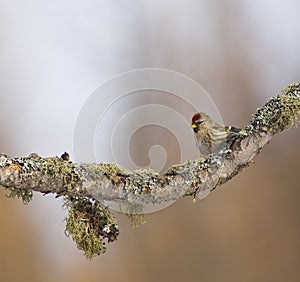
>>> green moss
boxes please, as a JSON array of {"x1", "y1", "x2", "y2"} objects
[
  {"x1": 127, "y1": 213, "x2": 146, "y2": 228},
  {"x1": 41, "y1": 157, "x2": 79, "y2": 191},
  {"x1": 63, "y1": 196, "x2": 119, "y2": 259},
  {"x1": 95, "y1": 163, "x2": 129, "y2": 176},
  {"x1": 99, "y1": 163, "x2": 130, "y2": 176},
  {"x1": 248, "y1": 82, "x2": 300, "y2": 133},
  {"x1": 81, "y1": 163, "x2": 130, "y2": 182},
  {"x1": 6, "y1": 188, "x2": 33, "y2": 205},
  {"x1": 125, "y1": 203, "x2": 146, "y2": 228},
  {"x1": 279, "y1": 84, "x2": 300, "y2": 129},
  {"x1": 283, "y1": 82, "x2": 300, "y2": 96}
]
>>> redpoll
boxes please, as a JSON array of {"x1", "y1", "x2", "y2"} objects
[{"x1": 191, "y1": 112, "x2": 241, "y2": 156}]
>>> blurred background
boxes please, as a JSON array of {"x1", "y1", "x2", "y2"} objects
[{"x1": 0, "y1": 0, "x2": 300, "y2": 281}]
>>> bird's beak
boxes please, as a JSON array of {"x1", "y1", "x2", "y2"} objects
[{"x1": 191, "y1": 124, "x2": 197, "y2": 129}]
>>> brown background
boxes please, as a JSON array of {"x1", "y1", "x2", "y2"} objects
[{"x1": 0, "y1": 1, "x2": 299, "y2": 281}]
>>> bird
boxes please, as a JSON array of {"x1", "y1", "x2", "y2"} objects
[{"x1": 191, "y1": 112, "x2": 241, "y2": 156}]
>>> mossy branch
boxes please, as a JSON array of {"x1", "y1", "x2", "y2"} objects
[{"x1": 0, "y1": 82, "x2": 299, "y2": 259}]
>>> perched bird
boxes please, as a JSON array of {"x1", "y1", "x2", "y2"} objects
[{"x1": 191, "y1": 112, "x2": 241, "y2": 156}]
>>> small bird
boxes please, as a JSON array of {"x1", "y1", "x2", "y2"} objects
[{"x1": 191, "y1": 112, "x2": 241, "y2": 156}]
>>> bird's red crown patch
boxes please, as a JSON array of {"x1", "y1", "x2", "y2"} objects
[{"x1": 192, "y1": 113, "x2": 200, "y2": 122}]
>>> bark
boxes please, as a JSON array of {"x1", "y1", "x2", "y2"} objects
[{"x1": 1, "y1": 82, "x2": 299, "y2": 258}]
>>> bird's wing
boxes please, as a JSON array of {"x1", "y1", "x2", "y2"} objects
[
  {"x1": 210, "y1": 124, "x2": 231, "y2": 142},
  {"x1": 227, "y1": 126, "x2": 241, "y2": 134}
]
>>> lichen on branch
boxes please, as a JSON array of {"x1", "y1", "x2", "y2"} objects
[
  {"x1": 63, "y1": 196, "x2": 119, "y2": 259},
  {"x1": 0, "y1": 82, "x2": 299, "y2": 259}
]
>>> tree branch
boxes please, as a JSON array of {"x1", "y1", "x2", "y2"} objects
[{"x1": 1, "y1": 82, "x2": 299, "y2": 259}]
